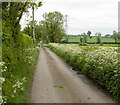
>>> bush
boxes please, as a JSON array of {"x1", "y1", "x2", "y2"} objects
[
  {"x1": 2, "y1": 22, "x2": 40, "y2": 103},
  {"x1": 21, "y1": 34, "x2": 33, "y2": 49},
  {"x1": 79, "y1": 43, "x2": 88, "y2": 46},
  {"x1": 99, "y1": 42, "x2": 103, "y2": 46}
]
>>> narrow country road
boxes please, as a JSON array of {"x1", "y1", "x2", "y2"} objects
[{"x1": 30, "y1": 47, "x2": 114, "y2": 103}]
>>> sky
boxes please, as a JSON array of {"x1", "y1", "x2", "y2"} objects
[{"x1": 20, "y1": 0, "x2": 119, "y2": 36}]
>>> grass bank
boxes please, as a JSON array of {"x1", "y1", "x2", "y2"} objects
[{"x1": 2, "y1": 46, "x2": 40, "y2": 103}]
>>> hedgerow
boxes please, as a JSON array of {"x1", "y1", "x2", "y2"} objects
[
  {"x1": 1, "y1": 21, "x2": 40, "y2": 103},
  {"x1": 1, "y1": 2, "x2": 43, "y2": 103},
  {"x1": 47, "y1": 43, "x2": 120, "y2": 102}
]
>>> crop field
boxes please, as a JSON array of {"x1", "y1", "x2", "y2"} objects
[{"x1": 47, "y1": 43, "x2": 120, "y2": 102}]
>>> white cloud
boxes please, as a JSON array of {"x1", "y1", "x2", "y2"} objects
[{"x1": 20, "y1": 0, "x2": 119, "y2": 35}]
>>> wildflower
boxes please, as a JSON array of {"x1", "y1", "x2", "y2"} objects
[
  {"x1": 13, "y1": 89, "x2": 16, "y2": 93},
  {"x1": 22, "y1": 77, "x2": 26, "y2": 82},
  {"x1": 12, "y1": 95, "x2": 14, "y2": 98},
  {"x1": 0, "y1": 77, "x2": 5, "y2": 83},
  {"x1": 21, "y1": 88, "x2": 24, "y2": 91},
  {"x1": 0, "y1": 96, "x2": 3, "y2": 104},
  {"x1": 0, "y1": 62, "x2": 5, "y2": 66}
]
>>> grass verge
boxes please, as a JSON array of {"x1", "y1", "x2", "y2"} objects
[{"x1": 2, "y1": 46, "x2": 40, "y2": 103}]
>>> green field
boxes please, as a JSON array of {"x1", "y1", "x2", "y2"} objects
[
  {"x1": 87, "y1": 44, "x2": 119, "y2": 47},
  {"x1": 64, "y1": 36, "x2": 116, "y2": 43}
]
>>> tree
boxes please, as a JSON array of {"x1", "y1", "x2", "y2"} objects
[
  {"x1": 81, "y1": 33, "x2": 86, "y2": 36},
  {"x1": 81, "y1": 33, "x2": 87, "y2": 43},
  {"x1": 97, "y1": 35, "x2": 101, "y2": 44},
  {"x1": 2, "y1": 2, "x2": 42, "y2": 102},
  {"x1": 95, "y1": 32, "x2": 101, "y2": 44},
  {"x1": 80, "y1": 38, "x2": 82, "y2": 42},
  {"x1": 2, "y1": 2, "x2": 42, "y2": 70},
  {"x1": 112, "y1": 31, "x2": 119, "y2": 43},
  {"x1": 2, "y1": 1, "x2": 42, "y2": 45},
  {"x1": 87, "y1": 31, "x2": 92, "y2": 38},
  {"x1": 41, "y1": 11, "x2": 66, "y2": 43},
  {"x1": 83, "y1": 36, "x2": 87, "y2": 43},
  {"x1": 23, "y1": 20, "x2": 43, "y2": 42},
  {"x1": 105, "y1": 34, "x2": 111, "y2": 38},
  {"x1": 98, "y1": 32, "x2": 102, "y2": 36}
]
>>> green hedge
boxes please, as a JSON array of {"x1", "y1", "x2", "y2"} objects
[
  {"x1": 2, "y1": 23, "x2": 40, "y2": 103},
  {"x1": 47, "y1": 43, "x2": 120, "y2": 102}
]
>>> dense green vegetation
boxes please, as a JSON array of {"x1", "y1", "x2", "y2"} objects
[
  {"x1": 23, "y1": 11, "x2": 66, "y2": 43},
  {"x1": 23, "y1": 20, "x2": 43, "y2": 43},
  {"x1": 1, "y1": 2, "x2": 66, "y2": 103},
  {"x1": 1, "y1": 2, "x2": 42, "y2": 103},
  {"x1": 47, "y1": 43, "x2": 120, "y2": 102}
]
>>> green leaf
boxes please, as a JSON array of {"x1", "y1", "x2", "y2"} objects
[{"x1": 53, "y1": 85, "x2": 64, "y2": 88}]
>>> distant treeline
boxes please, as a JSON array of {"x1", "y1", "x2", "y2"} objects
[{"x1": 60, "y1": 42, "x2": 120, "y2": 44}]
